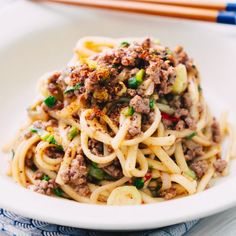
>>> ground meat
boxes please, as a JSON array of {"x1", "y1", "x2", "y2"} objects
[
  {"x1": 60, "y1": 146, "x2": 90, "y2": 196},
  {"x1": 211, "y1": 118, "x2": 221, "y2": 143},
  {"x1": 130, "y1": 95, "x2": 150, "y2": 114},
  {"x1": 47, "y1": 72, "x2": 62, "y2": 96},
  {"x1": 183, "y1": 140, "x2": 204, "y2": 161},
  {"x1": 128, "y1": 114, "x2": 141, "y2": 137},
  {"x1": 213, "y1": 159, "x2": 227, "y2": 173},
  {"x1": 45, "y1": 147, "x2": 64, "y2": 159},
  {"x1": 174, "y1": 108, "x2": 189, "y2": 119},
  {"x1": 160, "y1": 188, "x2": 177, "y2": 200},
  {"x1": 88, "y1": 139, "x2": 103, "y2": 156},
  {"x1": 102, "y1": 159, "x2": 123, "y2": 179},
  {"x1": 28, "y1": 179, "x2": 57, "y2": 196},
  {"x1": 190, "y1": 160, "x2": 208, "y2": 178},
  {"x1": 182, "y1": 92, "x2": 192, "y2": 109},
  {"x1": 175, "y1": 120, "x2": 185, "y2": 131},
  {"x1": 185, "y1": 117, "x2": 196, "y2": 130},
  {"x1": 127, "y1": 88, "x2": 137, "y2": 97},
  {"x1": 74, "y1": 184, "x2": 90, "y2": 196}
]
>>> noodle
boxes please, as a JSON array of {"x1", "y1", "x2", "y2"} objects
[{"x1": 4, "y1": 36, "x2": 234, "y2": 205}]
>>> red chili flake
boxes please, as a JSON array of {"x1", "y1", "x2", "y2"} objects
[
  {"x1": 144, "y1": 173, "x2": 152, "y2": 182},
  {"x1": 161, "y1": 112, "x2": 179, "y2": 122}
]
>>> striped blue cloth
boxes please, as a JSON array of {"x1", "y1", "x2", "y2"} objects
[{"x1": 0, "y1": 208, "x2": 198, "y2": 236}]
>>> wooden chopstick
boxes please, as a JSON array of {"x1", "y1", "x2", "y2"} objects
[
  {"x1": 33, "y1": 0, "x2": 236, "y2": 25},
  {"x1": 120, "y1": 0, "x2": 236, "y2": 11}
]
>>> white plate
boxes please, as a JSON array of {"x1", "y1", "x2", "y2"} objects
[{"x1": 0, "y1": 0, "x2": 236, "y2": 231}]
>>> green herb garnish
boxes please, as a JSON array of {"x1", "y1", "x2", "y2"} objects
[
  {"x1": 42, "y1": 174, "x2": 50, "y2": 181},
  {"x1": 149, "y1": 99, "x2": 155, "y2": 109},
  {"x1": 133, "y1": 178, "x2": 144, "y2": 189},
  {"x1": 53, "y1": 187, "x2": 63, "y2": 197},
  {"x1": 128, "y1": 77, "x2": 138, "y2": 89},
  {"x1": 186, "y1": 132, "x2": 197, "y2": 140},
  {"x1": 44, "y1": 96, "x2": 56, "y2": 108},
  {"x1": 88, "y1": 165, "x2": 104, "y2": 180},
  {"x1": 67, "y1": 127, "x2": 79, "y2": 140},
  {"x1": 125, "y1": 107, "x2": 134, "y2": 116},
  {"x1": 120, "y1": 41, "x2": 130, "y2": 47},
  {"x1": 185, "y1": 169, "x2": 197, "y2": 180},
  {"x1": 135, "y1": 69, "x2": 145, "y2": 84},
  {"x1": 198, "y1": 85, "x2": 202, "y2": 92},
  {"x1": 64, "y1": 83, "x2": 82, "y2": 94}
]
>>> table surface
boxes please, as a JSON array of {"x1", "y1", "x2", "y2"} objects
[{"x1": 0, "y1": 0, "x2": 236, "y2": 235}]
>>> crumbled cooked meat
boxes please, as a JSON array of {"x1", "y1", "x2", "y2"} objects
[
  {"x1": 160, "y1": 188, "x2": 177, "y2": 200},
  {"x1": 102, "y1": 159, "x2": 123, "y2": 179},
  {"x1": 128, "y1": 114, "x2": 141, "y2": 137},
  {"x1": 185, "y1": 117, "x2": 196, "y2": 130},
  {"x1": 183, "y1": 140, "x2": 204, "y2": 161},
  {"x1": 127, "y1": 88, "x2": 137, "y2": 97},
  {"x1": 174, "y1": 108, "x2": 189, "y2": 119},
  {"x1": 47, "y1": 72, "x2": 61, "y2": 96},
  {"x1": 182, "y1": 92, "x2": 192, "y2": 108},
  {"x1": 74, "y1": 184, "x2": 90, "y2": 196},
  {"x1": 130, "y1": 95, "x2": 150, "y2": 114},
  {"x1": 33, "y1": 170, "x2": 44, "y2": 180},
  {"x1": 60, "y1": 146, "x2": 90, "y2": 196},
  {"x1": 88, "y1": 139, "x2": 103, "y2": 156},
  {"x1": 175, "y1": 120, "x2": 185, "y2": 131},
  {"x1": 211, "y1": 118, "x2": 221, "y2": 143},
  {"x1": 190, "y1": 160, "x2": 208, "y2": 178},
  {"x1": 213, "y1": 159, "x2": 227, "y2": 173},
  {"x1": 28, "y1": 179, "x2": 57, "y2": 195},
  {"x1": 45, "y1": 147, "x2": 64, "y2": 159}
]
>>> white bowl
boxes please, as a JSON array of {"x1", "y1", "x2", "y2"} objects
[{"x1": 0, "y1": 0, "x2": 236, "y2": 230}]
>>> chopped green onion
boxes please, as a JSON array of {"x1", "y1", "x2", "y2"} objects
[
  {"x1": 120, "y1": 41, "x2": 130, "y2": 47},
  {"x1": 149, "y1": 99, "x2": 155, "y2": 109},
  {"x1": 166, "y1": 48, "x2": 173, "y2": 55},
  {"x1": 133, "y1": 178, "x2": 144, "y2": 189},
  {"x1": 172, "y1": 64, "x2": 188, "y2": 94},
  {"x1": 128, "y1": 77, "x2": 138, "y2": 89},
  {"x1": 185, "y1": 169, "x2": 197, "y2": 180},
  {"x1": 125, "y1": 107, "x2": 134, "y2": 116},
  {"x1": 64, "y1": 83, "x2": 82, "y2": 94},
  {"x1": 53, "y1": 187, "x2": 63, "y2": 197},
  {"x1": 88, "y1": 165, "x2": 104, "y2": 180},
  {"x1": 42, "y1": 174, "x2": 50, "y2": 181},
  {"x1": 135, "y1": 69, "x2": 145, "y2": 84},
  {"x1": 44, "y1": 96, "x2": 57, "y2": 108},
  {"x1": 67, "y1": 127, "x2": 79, "y2": 140},
  {"x1": 30, "y1": 127, "x2": 61, "y2": 147},
  {"x1": 186, "y1": 132, "x2": 197, "y2": 140}
]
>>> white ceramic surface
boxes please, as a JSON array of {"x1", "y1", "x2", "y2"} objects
[{"x1": 0, "y1": 0, "x2": 236, "y2": 230}]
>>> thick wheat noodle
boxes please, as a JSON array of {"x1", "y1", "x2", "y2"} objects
[
  {"x1": 12, "y1": 135, "x2": 40, "y2": 187},
  {"x1": 140, "y1": 191, "x2": 164, "y2": 204},
  {"x1": 111, "y1": 116, "x2": 131, "y2": 149},
  {"x1": 146, "y1": 158, "x2": 169, "y2": 172},
  {"x1": 161, "y1": 172, "x2": 171, "y2": 190},
  {"x1": 175, "y1": 142, "x2": 189, "y2": 172},
  {"x1": 130, "y1": 150, "x2": 149, "y2": 177},
  {"x1": 35, "y1": 141, "x2": 61, "y2": 171},
  {"x1": 143, "y1": 135, "x2": 176, "y2": 146},
  {"x1": 150, "y1": 146, "x2": 181, "y2": 174},
  {"x1": 80, "y1": 109, "x2": 113, "y2": 145},
  {"x1": 122, "y1": 105, "x2": 161, "y2": 146},
  {"x1": 81, "y1": 131, "x2": 117, "y2": 164},
  {"x1": 90, "y1": 177, "x2": 130, "y2": 203},
  {"x1": 192, "y1": 135, "x2": 212, "y2": 146},
  {"x1": 170, "y1": 174, "x2": 197, "y2": 194},
  {"x1": 125, "y1": 145, "x2": 138, "y2": 172}
]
